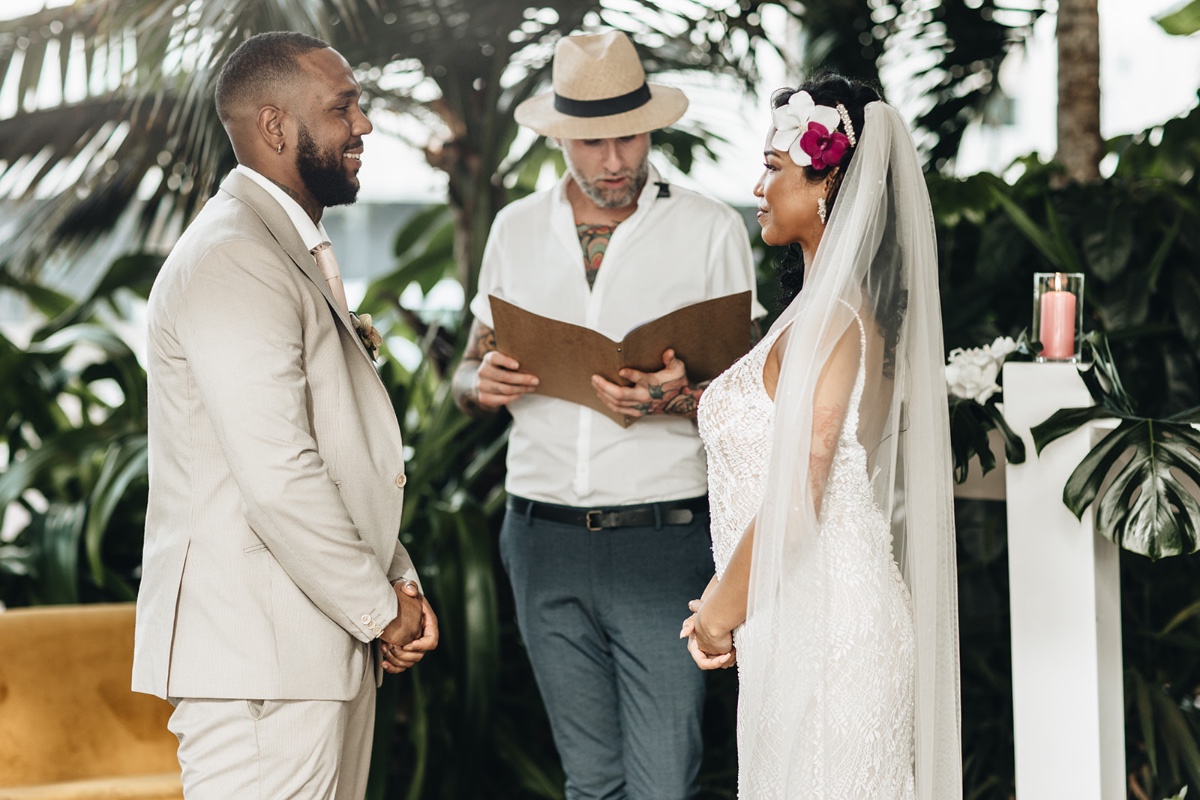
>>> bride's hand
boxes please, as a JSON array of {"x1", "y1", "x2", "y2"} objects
[
  {"x1": 692, "y1": 606, "x2": 734, "y2": 657},
  {"x1": 682, "y1": 597, "x2": 736, "y2": 670}
]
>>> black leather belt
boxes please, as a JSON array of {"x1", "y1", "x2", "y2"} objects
[{"x1": 507, "y1": 495, "x2": 708, "y2": 531}]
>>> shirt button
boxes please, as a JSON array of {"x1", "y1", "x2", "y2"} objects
[
  {"x1": 361, "y1": 615, "x2": 371, "y2": 624},
  {"x1": 394, "y1": 473, "x2": 407, "y2": 488}
]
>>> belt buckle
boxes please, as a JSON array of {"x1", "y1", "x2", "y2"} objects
[{"x1": 585, "y1": 510, "x2": 604, "y2": 531}]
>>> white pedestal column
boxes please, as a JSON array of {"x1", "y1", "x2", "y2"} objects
[{"x1": 1002, "y1": 362, "x2": 1125, "y2": 799}]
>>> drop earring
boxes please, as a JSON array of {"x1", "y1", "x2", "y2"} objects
[
  {"x1": 277, "y1": 142, "x2": 284, "y2": 154},
  {"x1": 817, "y1": 197, "x2": 827, "y2": 225}
]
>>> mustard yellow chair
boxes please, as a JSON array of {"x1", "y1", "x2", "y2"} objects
[{"x1": 0, "y1": 603, "x2": 182, "y2": 800}]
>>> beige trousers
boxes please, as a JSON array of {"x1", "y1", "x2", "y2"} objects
[{"x1": 168, "y1": 659, "x2": 376, "y2": 800}]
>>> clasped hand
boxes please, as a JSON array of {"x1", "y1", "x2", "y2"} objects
[
  {"x1": 378, "y1": 580, "x2": 439, "y2": 674},
  {"x1": 680, "y1": 581, "x2": 736, "y2": 670}
]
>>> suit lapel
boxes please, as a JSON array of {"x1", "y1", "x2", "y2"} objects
[{"x1": 220, "y1": 172, "x2": 379, "y2": 368}]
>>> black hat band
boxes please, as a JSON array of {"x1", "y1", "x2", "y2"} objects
[{"x1": 553, "y1": 83, "x2": 652, "y2": 118}]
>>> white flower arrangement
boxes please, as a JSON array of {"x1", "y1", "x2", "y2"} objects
[{"x1": 945, "y1": 335, "x2": 1018, "y2": 404}]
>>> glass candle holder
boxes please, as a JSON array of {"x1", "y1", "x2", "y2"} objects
[{"x1": 1032, "y1": 272, "x2": 1084, "y2": 362}]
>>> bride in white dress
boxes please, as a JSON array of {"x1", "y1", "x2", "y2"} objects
[{"x1": 681, "y1": 75, "x2": 962, "y2": 799}]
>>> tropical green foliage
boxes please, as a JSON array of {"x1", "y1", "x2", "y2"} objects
[
  {"x1": 0, "y1": 0, "x2": 793, "y2": 290},
  {"x1": 1030, "y1": 334, "x2": 1200, "y2": 560},
  {"x1": 0, "y1": 0, "x2": 1052, "y2": 291},
  {"x1": 930, "y1": 98, "x2": 1200, "y2": 799},
  {"x1": 948, "y1": 394, "x2": 1026, "y2": 483},
  {"x1": 0, "y1": 254, "x2": 161, "y2": 606}
]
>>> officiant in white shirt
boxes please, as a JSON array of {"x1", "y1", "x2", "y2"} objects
[{"x1": 451, "y1": 30, "x2": 764, "y2": 800}]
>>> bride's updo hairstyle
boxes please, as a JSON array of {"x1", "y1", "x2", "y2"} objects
[{"x1": 773, "y1": 73, "x2": 882, "y2": 307}]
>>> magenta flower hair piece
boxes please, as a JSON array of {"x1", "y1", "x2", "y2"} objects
[{"x1": 770, "y1": 91, "x2": 854, "y2": 169}]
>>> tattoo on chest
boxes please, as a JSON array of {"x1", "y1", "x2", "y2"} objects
[{"x1": 576, "y1": 223, "x2": 616, "y2": 290}]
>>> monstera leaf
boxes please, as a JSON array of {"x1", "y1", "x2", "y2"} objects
[{"x1": 1031, "y1": 334, "x2": 1200, "y2": 559}]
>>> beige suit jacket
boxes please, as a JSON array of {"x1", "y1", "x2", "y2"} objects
[{"x1": 133, "y1": 170, "x2": 419, "y2": 702}]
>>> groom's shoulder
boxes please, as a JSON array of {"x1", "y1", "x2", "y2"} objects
[{"x1": 153, "y1": 191, "x2": 288, "y2": 302}]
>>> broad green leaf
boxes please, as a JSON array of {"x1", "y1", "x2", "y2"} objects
[
  {"x1": 392, "y1": 204, "x2": 451, "y2": 260},
  {"x1": 0, "y1": 427, "x2": 98, "y2": 508},
  {"x1": 1060, "y1": 417, "x2": 1139, "y2": 519},
  {"x1": 1156, "y1": 0, "x2": 1200, "y2": 35},
  {"x1": 0, "y1": 544, "x2": 34, "y2": 578},
  {"x1": 1042, "y1": 197, "x2": 1085, "y2": 276},
  {"x1": 1077, "y1": 333, "x2": 1135, "y2": 416},
  {"x1": 1146, "y1": 213, "x2": 1181, "y2": 291},
  {"x1": 975, "y1": 216, "x2": 1029, "y2": 284},
  {"x1": 1029, "y1": 405, "x2": 1112, "y2": 455},
  {"x1": 979, "y1": 401, "x2": 1026, "y2": 465},
  {"x1": 1156, "y1": 597, "x2": 1200, "y2": 637},
  {"x1": 31, "y1": 502, "x2": 86, "y2": 605},
  {"x1": 1065, "y1": 419, "x2": 1200, "y2": 558},
  {"x1": 1081, "y1": 198, "x2": 1133, "y2": 281},
  {"x1": 1172, "y1": 265, "x2": 1200, "y2": 358},
  {"x1": 84, "y1": 436, "x2": 149, "y2": 587},
  {"x1": 1151, "y1": 681, "x2": 1200, "y2": 786},
  {"x1": 1130, "y1": 669, "x2": 1159, "y2": 778},
  {"x1": 989, "y1": 188, "x2": 1064, "y2": 270},
  {"x1": 949, "y1": 397, "x2": 999, "y2": 483},
  {"x1": 363, "y1": 225, "x2": 456, "y2": 311},
  {"x1": 447, "y1": 498, "x2": 500, "y2": 733}
]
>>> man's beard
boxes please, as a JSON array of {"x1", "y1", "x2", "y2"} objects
[
  {"x1": 296, "y1": 124, "x2": 358, "y2": 208},
  {"x1": 569, "y1": 157, "x2": 649, "y2": 209}
]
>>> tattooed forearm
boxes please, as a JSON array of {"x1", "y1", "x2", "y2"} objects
[
  {"x1": 452, "y1": 321, "x2": 500, "y2": 418},
  {"x1": 463, "y1": 323, "x2": 498, "y2": 361},
  {"x1": 452, "y1": 360, "x2": 486, "y2": 417},
  {"x1": 808, "y1": 403, "x2": 845, "y2": 518}
]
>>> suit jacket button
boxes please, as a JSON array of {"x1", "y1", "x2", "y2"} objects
[
  {"x1": 394, "y1": 473, "x2": 407, "y2": 488},
  {"x1": 361, "y1": 614, "x2": 371, "y2": 624}
]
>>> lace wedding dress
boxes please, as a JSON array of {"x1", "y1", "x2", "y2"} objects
[{"x1": 698, "y1": 313, "x2": 916, "y2": 799}]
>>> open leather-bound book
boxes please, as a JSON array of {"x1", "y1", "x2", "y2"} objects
[{"x1": 489, "y1": 291, "x2": 753, "y2": 427}]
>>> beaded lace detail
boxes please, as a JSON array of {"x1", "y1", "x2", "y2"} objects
[{"x1": 698, "y1": 311, "x2": 917, "y2": 799}]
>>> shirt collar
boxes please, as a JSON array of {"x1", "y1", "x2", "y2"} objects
[{"x1": 234, "y1": 164, "x2": 329, "y2": 252}]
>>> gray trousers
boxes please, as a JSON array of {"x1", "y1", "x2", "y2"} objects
[{"x1": 500, "y1": 497, "x2": 713, "y2": 800}]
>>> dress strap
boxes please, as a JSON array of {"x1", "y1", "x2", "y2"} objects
[{"x1": 837, "y1": 300, "x2": 868, "y2": 438}]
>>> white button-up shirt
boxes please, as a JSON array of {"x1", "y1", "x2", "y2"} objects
[
  {"x1": 234, "y1": 164, "x2": 329, "y2": 251},
  {"x1": 470, "y1": 166, "x2": 766, "y2": 507}
]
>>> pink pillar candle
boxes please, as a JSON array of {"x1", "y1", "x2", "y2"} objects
[{"x1": 1040, "y1": 289, "x2": 1076, "y2": 359}]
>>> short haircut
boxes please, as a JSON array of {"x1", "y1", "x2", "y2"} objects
[{"x1": 215, "y1": 31, "x2": 329, "y2": 122}]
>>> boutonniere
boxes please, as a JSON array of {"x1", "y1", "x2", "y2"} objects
[{"x1": 350, "y1": 312, "x2": 383, "y2": 361}]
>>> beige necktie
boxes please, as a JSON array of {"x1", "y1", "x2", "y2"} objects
[{"x1": 311, "y1": 241, "x2": 350, "y2": 315}]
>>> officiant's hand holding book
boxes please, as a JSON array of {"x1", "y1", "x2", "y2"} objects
[
  {"x1": 590, "y1": 348, "x2": 701, "y2": 419},
  {"x1": 488, "y1": 291, "x2": 753, "y2": 427}
]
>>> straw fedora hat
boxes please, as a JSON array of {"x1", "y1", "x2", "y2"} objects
[{"x1": 515, "y1": 31, "x2": 688, "y2": 139}]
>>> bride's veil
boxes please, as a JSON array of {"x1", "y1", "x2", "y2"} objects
[{"x1": 740, "y1": 101, "x2": 961, "y2": 798}]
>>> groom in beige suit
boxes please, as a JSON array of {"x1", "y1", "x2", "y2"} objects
[{"x1": 132, "y1": 32, "x2": 437, "y2": 799}]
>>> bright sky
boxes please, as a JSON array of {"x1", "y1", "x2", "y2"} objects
[{"x1": 3, "y1": 0, "x2": 1199, "y2": 202}]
